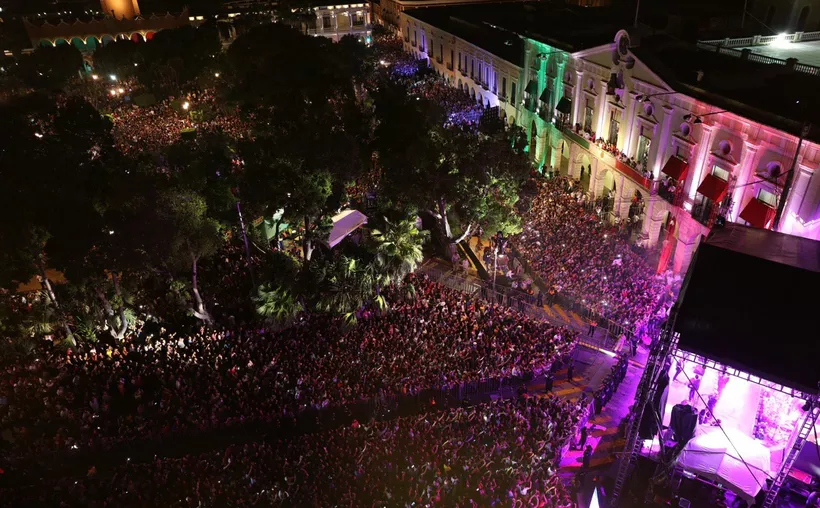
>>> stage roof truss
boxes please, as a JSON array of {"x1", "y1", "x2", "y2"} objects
[{"x1": 672, "y1": 347, "x2": 812, "y2": 401}]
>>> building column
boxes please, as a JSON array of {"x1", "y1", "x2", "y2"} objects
[
  {"x1": 728, "y1": 141, "x2": 761, "y2": 222},
  {"x1": 652, "y1": 105, "x2": 676, "y2": 179},
  {"x1": 596, "y1": 79, "x2": 608, "y2": 138},
  {"x1": 672, "y1": 235, "x2": 699, "y2": 274},
  {"x1": 572, "y1": 70, "x2": 584, "y2": 126},
  {"x1": 687, "y1": 123, "x2": 715, "y2": 201},
  {"x1": 623, "y1": 92, "x2": 640, "y2": 156},
  {"x1": 780, "y1": 163, "x2": 815, "y2": 233}
]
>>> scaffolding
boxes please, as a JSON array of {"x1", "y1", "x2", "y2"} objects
[{"x1": 611, "y1": 311, "x2": 678, "y2": 505}]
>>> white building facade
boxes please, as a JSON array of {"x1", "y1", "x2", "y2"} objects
[
  {"x1": 308, "y1": 3, "x2": 371, "y2": 43},
  {"x1": 400, "y1": 10, "x2": 820, "y2": 272}
]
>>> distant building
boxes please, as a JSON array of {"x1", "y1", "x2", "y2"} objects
[
  {"x1": 374, "y1": 0, "x2": 524, "y2": 29},
  {"x1": 22, "y1": 0, "x2": 188, "y2": 51},
  {"x1": 401, "y1": 3, "x2": 820, "y2": 271},
  {"x1": 304, "y1": 2, "x2": 372, "y2": 43}
]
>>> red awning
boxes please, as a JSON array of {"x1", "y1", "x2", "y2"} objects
[
  {"x1": 696, "y1": 174, "x2": 729, "y2": 203},
  {"x1": 661, "y1": 156, "x2": 689, "y2": 182},
  {"x1": 739, "y1": 198, "x2": 776, "y2": 229}
]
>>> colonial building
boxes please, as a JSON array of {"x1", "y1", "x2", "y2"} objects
[
  {"x1": 22, "y1": 0, "x2": 188, "y2": 50},
  {"x1": 304, "y1": 2, "x2": 372, "y2": 43},
  {"x1": 401, "y1": 3, "x2": 820, "y2": 272}
]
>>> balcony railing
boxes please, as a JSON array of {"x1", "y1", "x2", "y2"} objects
[
  {"x1": 498, "y1": 94, "x2": 507, "y2": 103},
  {"x1": 658, "y1": 185, "x2": 684, "y2": 207},
  {"x1": 459, "y1": 68, "x2": 467, "y2": 76},
  {"x1": 692, "y1": 201, "x2": 718, "y2": 228},
  {"x1": 481, "y1": 82, "x2": 489, "y2": 91},
  {"x1": 562, "y1": 126, "x2": 591, "y2": 151},
  {"x1": 446, "y1": 62, "x2": 453, "y2": 71},
  {"x1": 614, "y1": 158, "x2": 652, "y2": 191}
]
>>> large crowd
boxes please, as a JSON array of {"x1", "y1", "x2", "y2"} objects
[
  {"x1": 0, "y1": 274, "x2": 576, "y2": 464},
  {"x1": 3, "y1": 396, "x2": 579, "y2": 508},
  {"x1": 512, "y1": 177, "x2": 673, "y2": 330},
  {"x1": 108, "y1": 88, "x2": 251, "y2": 154}
]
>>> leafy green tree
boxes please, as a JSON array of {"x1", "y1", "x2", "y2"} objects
[{"x1": 153, "y1": 189, "x2": 224, "y2": 324}]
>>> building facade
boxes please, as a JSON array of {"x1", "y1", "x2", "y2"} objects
[
  {"x1": 306, "y1": 2, "x2": 371, "y2": 43},
  {"x1": 401, "y1": 8, "x2": 820, "y2": 272}
]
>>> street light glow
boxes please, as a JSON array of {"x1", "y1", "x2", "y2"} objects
[
  {"x1": 91, "y1": 74, "x2": 98, "y2": 80},
  {"x1": 214, "y1": 72, "x2": 220, "y2": 78},
  {"x1": 109, "y1": 74, "x2": 117, "y2": 81},
  {"x1": 182, "y1": 102, "x2": 190, "y2": 110}
]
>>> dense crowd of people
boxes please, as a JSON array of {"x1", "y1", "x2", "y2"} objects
[
  {"x1": 0, "y1": 274, "x2": 576, "y2": 464},
  {"x1": 512, "y1": 177, "x2": 673, "y2": 330},
  {"x1": 2, "y1": 396, "x2": 579, "y2": 507},
  {"x1": 108, "y1": 88, "x2": 251, "y2": 154}
]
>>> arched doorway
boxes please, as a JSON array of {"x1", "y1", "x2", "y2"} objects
[
  {"x1": 602, "y1": 170, "x2": 616, "y2": 215},
  {"x1": 130, "y1": 32, "x2": 144, "y2": 43},
  {"x1": 797, "y1": 6, "x2": 810, "y2": 31},
  {"x1": 628, "y1": 189, "x2": 645, "y2": 238},
  {"x1": 765, "y1": 5, "x2": 776, "y2": 26},
  {"x1": 657, "y1": 211, "x2": 678, "y2": 273},
  {"x1": 579, "y1": 154, "x2": 592, "y2": 193},
  {"x1": 529, "y1": 121, "x2": 537, "y2": 159},
  {"x1": 101, "y1": 35, "x2": 115, "y2": 46}
]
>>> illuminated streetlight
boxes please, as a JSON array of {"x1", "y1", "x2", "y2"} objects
[
  {"x1": 118, "y1": 88, "x2": 125, "y2": 94},
  {"x1": 182, "y1": 102, "x2": 190, "y2": 111},
  {"x1": 91, "y1": 74, "x2": 98, "y2": 80},
  {"x1": 109, "y1": 74, "x2": 117, "y2": 81},
  {"x1": 214, "y1": 72, "x2": 220, "y2": 78}
]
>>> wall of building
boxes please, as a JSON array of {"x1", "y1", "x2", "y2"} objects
[
  {"x1": 399, "y1": 12, "x2": 820, "y2": 272},
  {"x1": 308, "y1": 3, "x2": 371, "y2": 43}
]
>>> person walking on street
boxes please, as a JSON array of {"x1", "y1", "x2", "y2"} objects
[
  {"x1": 579, "y1": 425, "x2": 589, "y2": 449},
  {"x1": 544, "y1": 373, "x2": 554, "y2": 393},
  {"x1": 582, "y1": 445, "x2": 593, "y2": 470},
  {"x1": 588, "y1": 318, "x2": 597, "y2": 337}
]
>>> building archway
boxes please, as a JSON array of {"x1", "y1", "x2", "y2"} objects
[
  {"x1": 145, "y1": 31, "x2": 156, "y2": 41},
  {"x1": 628, "y1": 189, "x2": 645, "y2": 237},
  {"x1": 470, "y1": 88, "x2": 475, "y2": 99},
  {"x1": 797, "y1": 6, "x2": 810, "y2": 31},
  {"x1": 101, "y1": 35, "x2": 115, "y2": 46},
  {"x1": 764, "y1": 5, "x2": 776, "y2": 26},
  {"x1": 55, "y1": 38, "x2": 69, "y2": 46},
  {"x1": 602, "y1": 169, "x2": 616, "y2": 214},
  {"x1": 85, "y1": 37, "x2": 99, "y2": 51},
  {"x1": 70, "y1": 37, "x2": 86, "y2": 50},
  {"x1": 579, "y1": 153, "x2": 592, "y2": 193},
  {"x1": 130, "y1": 32, "x2": 144, "y2": 43},
  {"x1": 39, "y1": 39, "x2": 55, "y2": 48}
]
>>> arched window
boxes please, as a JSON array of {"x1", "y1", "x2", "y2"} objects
[
  {"x1": 797, "y1": 6, "x2": 810, "y2": 31},
  {"x1": 765, "y1": 5, "x2": 776, "y2": 27}
]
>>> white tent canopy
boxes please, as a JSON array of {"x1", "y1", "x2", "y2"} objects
[
  {"x1": 676, "y1": 427, "x2": 771, "y2": 505},
  {"x1": 328, "y1": 210, "x2": 367, "y2": 248}
]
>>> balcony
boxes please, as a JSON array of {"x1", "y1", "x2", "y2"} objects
[
  {"x1": 459, "y1": 68, "x2": 467, "y2": 77},
  {"x1": 692, "y1": 201, "x2": 718, "y2": 228},
  {"x1": 481, "y1": 81, "x2": 489, "y2": 91},
  {"x1": 436, "y1": 56, "x2": 443, "y2": 64},
  {"x1": 562, "y1": 126, "x2": 590, "y2": 151},
  {"x1": 498, "y1": 94, "x2": 507, "y2": 103},
  {"x1": 658, "y1": 184, "x2": 684, "y2": 207},
  {"x1": 614, "y1": 158, "x2": 653, "y2": 191},
  {"x1": 446, "y1": 62, "x2": 453, "y2": 71}
]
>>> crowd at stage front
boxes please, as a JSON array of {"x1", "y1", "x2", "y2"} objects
[{"x1": 512, "y1": 177, "x2": 676, "y2": 335}]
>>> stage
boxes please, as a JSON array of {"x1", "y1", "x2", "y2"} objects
[{"x1": 637, "y1": 351, "x2": 819, "y2": 504}]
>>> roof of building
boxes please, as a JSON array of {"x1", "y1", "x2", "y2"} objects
[
  {"x1": 675, "y1": 223, "x2": 820, "y2": 393},
  {"x1": 632, "y1": 36, "x2": 820, "y2": 141},
  {"x1": 737, "y1": 39, "x2": 820, "y2": 67},
  {"x1": 404, "y1": 2, "x2": 631, "y2": 63},
  {"x1": 404, "y1": 6, "x2": 524, "y2": 64}
]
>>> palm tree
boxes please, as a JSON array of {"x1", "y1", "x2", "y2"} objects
[
  {"x1": 317, "y1": 256, "x2": 385, "y2": 325},
  {"x1": 370, "y1": 217, "x2": 430, "y2": 284},
  {"x1": 254, "y1": 284, "x2": 304, "y2": 327}
]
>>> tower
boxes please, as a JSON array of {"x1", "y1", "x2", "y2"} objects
[{"x1": 100, "y1": 0, "x2": 141, "y2": 20}]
